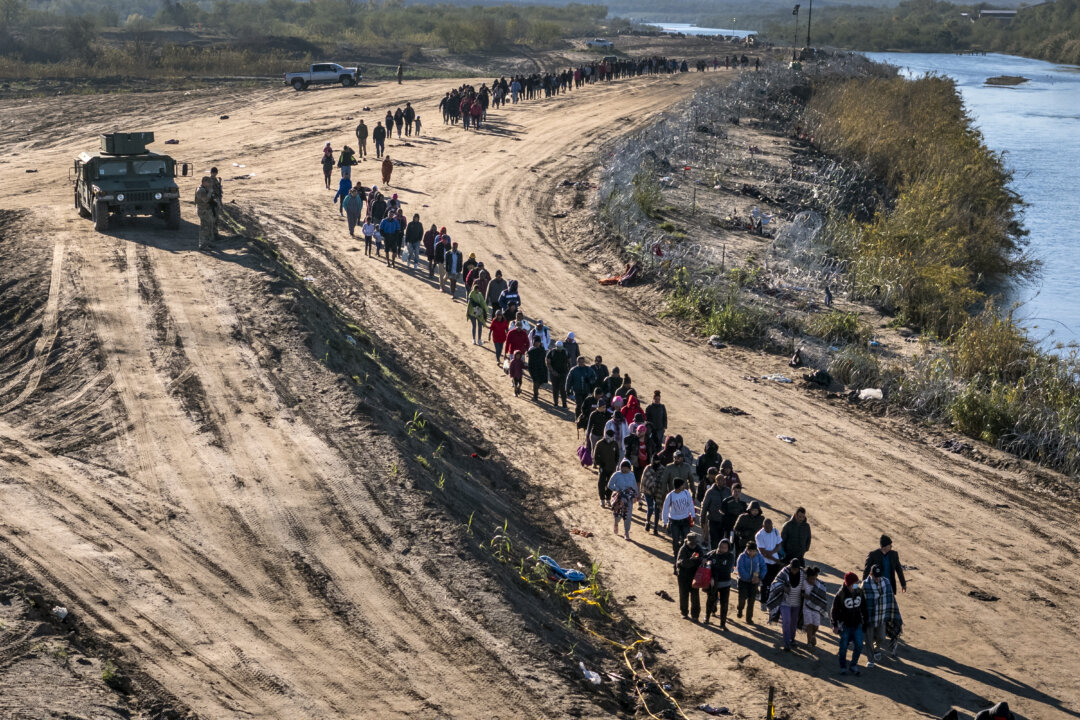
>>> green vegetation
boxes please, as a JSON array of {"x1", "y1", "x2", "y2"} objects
[
  {"x1": 807, "y1": 73, "x2": 1031, "y2": 337},
  {"x1": 768, "y1": 0, "x2": 1080, "y2": 65},
  {"x1": 632, "y1": 168, "x2": 663, "y2": 219},
  {"x1": 665, "y1": 269, "x2": 769, "y2": 343},
  {"x1": 0, "y1": 0, "x2": 613, "y2": 79},
  {"x1": 808, "y1": 310, "x2": 868, "y2": 344}
]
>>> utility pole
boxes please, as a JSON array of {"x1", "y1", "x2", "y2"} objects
[
  {"x1": 792, "y1": 4, "x2": 800, "y2": 63},
  {"x1": 807, "y1": 0, "x2": 813, "y2": 47}
]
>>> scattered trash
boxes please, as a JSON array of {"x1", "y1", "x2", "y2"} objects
[
  {"x1": 229, "y1": 173, "x2": 255, "y2": 180},
  {"x1": 219, "y1": 115, "x2": 229, "y2": 120},
  {"x1": 303, "y1": 276, "x2": 316, "y2": 284},
  {"x1": 625, "y1": 595, "x2": 637, "y2": 602},
  {"x1": 968, "y1": 590, "x2": 999, "y2": 602},
  {"x1": 741, "y1": 375, "x2": 760, "y2": 383},
  {"x1": 25, "y1": 169, "x2": 37, "y2": 173},
  {"x1": 540, "y1": 556, "x2": 586, "y2": 582},
  {"x1": 345, "y1": 335, "x2": 357, "y2": 346},
  {"x1": 605, "y1": 672, "x2": 625, "y2": 682},
  {"x1": 362, "y1": 106, "x2": 371, "y2": 111},
  {"x1": 858, "y1": 388, "x2": 883, "y2": 401},
  {"x1": 570, "y1": 527, "x2": 594, "y2": 538},
  {"x1": 707, "y1": 336, "x2": 726, "y2": 349},
  {"x1": 579, "y1": 662, "x2": 602, "y2": 685},
  {"x1": 868, "y1": 339, "x2": 882, "y2": 348},
  {"x1": 51, "y1": 606, "x2": 68, "y2": 621},
  {"x1": 777, "y1": 435, "x2": 796, "y2": 444},
  {"x1": 552, "y1": 211, "x2": 568, "y2": 218},
  {"x1": 455, "y1": 219, "x2": 497, "y2": 227},
  {"x1": 164, "y1": 139, "x2": 180, "y2": 145},
  {"x1": 698, "y1": 705, "x2": 731, "y2": 716},
  {"x1": 656, "y1": 589, "x2": 675, "y2": 602},
  {"x1": 762, "y1": 374, "x2": 792, "y2": 383},
  {"x1": 719, "y1": 406, "x2": 748, "y2": 416}
]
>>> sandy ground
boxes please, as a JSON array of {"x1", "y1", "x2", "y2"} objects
[{"x1": 1, "y1": 68, "x2": 1078, "y2": 720}]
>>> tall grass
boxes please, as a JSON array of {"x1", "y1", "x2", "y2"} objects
[{"x1": 808, "y1": 75, "x2": 1034, "y2": 337}]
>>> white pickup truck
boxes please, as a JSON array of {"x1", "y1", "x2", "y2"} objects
[{"x1": 284, "y1": 63, "x2": 362, "y2": 91}]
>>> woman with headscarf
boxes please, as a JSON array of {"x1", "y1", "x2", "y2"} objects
[
  {"x1": 675, "y1": 434, "x2": 694, "y2": 466},
  {"x1": 563, "y1": 332, "x2": 580, "y2": 367},
  {"x1": 719, "y1": 458, "x2": 740, "y2": 490},
  {"x1": 732, "y1": 501, "x2": 764, "y2": 555},
  {"x1": 623, "y1": 424, "x2": 652, "y2": 484},
  {"x1": 381, "y1": 155, "x2": 394, "y2": 185},
  {"x1": 767, "y1": 557, "x2": 805, "y2": 651},
  {"x1": 462, "y1": 253, "x2": 478, "y2": 285}
]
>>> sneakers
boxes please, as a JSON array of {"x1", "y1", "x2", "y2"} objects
[
  {"x1": 867, "y1": 661, "x2": 876, "y2": 669},
  {"x1": 850, "y1": 667, "x2": 861, "y2": 676}
]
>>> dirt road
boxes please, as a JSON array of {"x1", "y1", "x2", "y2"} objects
[{"x1": 1, "y1": 71, "x2": 1078, "y2": 720}]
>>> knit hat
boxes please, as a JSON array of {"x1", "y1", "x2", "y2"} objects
[
  {"x1": 567, "y1": 331, "x2": 575, "y2": 340},
  {"x1": 844, "y1": 572, "x2": 859, "y2": 586},
  {"x1": 789, "y1": 557, "x2": 802, "y2": 569},
  {"x1": 880, "y1": 534, "x2": 892, "y2": 548},
  {"x1": 870, "y1": 564, "x2": 882, "y2": 577},
  {"x1": 469, "y1": 253, "x2": 476, "y2": 259},
  {"x1": 556, "y1": 340, "x2": 564, "y2": 348},
  {"x1": 748, "y1": 501, "x2": 761, "y2": 513},
  {"x1": 440, "y1": 226, "x2": 446, "y2": 233}
]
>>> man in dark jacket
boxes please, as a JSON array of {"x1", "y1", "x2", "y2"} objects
[
  {"x1": 403, "y1": 102, "x2": 416, "y2": 135},
  {"x1": 592, "y1": 428, "x2": 620, "y2": 507},
  {"x1": 832, "y1": 571, "x2": 869, "y2": 675},
  {"x1": 590, "y1": 356, "x2": 609, "y2": 393},
  {"x1": 781, "y1": 507, "x2": 812, "y2": 562},
  {"x1": 444, "y1": 241, "x2": 464, "y2": 298},
  {"x1": 372, "y1": 121, "x2": 387, "y2": 158},
  {"x1": 355, "y1": 119, "x2": 368, "y2": 158},
  {"x1": 565, "y1": 357, "x2": 596, "y2": 417},
  {"x1": 695, "y1": 439, "x2": 721, "y2": 503},
  {"x1": 527, "y1": 336, "x2": 548, "y2": 402},
  {"x1": 700, "y1": 470, "x2": 727, "y2": 549},
  {"x1": 546, "y1": 341, "x2": 570, "y2": 408},
  {"x1": 485, "y1": 270, "x2": 508, "y2": 319},
  {"x1": 972, "y1": 702, "x2": 1015, "y2": 720},
  {"x1": 405, "y1": 214, "x2": 424, "y2": 272},
  {"x1": 719, "y1": 483, "x2": 747, "y2": 540},
  {"x1": 863, "y1": 534, "x2": 907, "y2": 595},
  {"x1": 645, "y1": 390, "x2": 668, "y2": 449}
]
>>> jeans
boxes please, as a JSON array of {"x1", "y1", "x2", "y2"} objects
[
  {"x1": 839, "y1": 624, "x2": 864, "y2": 669},
  {"x1": 363, "y1": 234, "x2": 373, "y2": 254},
  {"x1": 644, "y1": 495, "x2": 658, "y2": 528},
  {"x1": 470, "y1": 316, "x2": 484, "y2": 343},
  {"x1": 865, "y1": 621, "x2": 886, "y2": 658},
  {"x1": 760, "y1": 562, "x2": 781, "y2": 604},
  {"x1": 375, "y1": 139, "x2": 384, "y2": 157},
  {"x1": 407, "y1": 241, "x2": 420, "y2": 269},
  {"x1": 493, "y1": 341, "x2": 504, "y2": 363},
  {"x1": 346, "y1": 210, "x2": 360, "y2": 235},
  {"x1": 669, "y1": 517, "x2": 690, "y2": 565},
  {"x1": 780, "y1": 605, "x2": 799, "y2": 647},
  {"x1": 531, "y1": 378, "x2": 543, "y2": 401},
  {"x1": 707, "y1": 519, "x2": 725, "y2": 550}
]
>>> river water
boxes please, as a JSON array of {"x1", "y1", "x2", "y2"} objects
[
  {"x1": 867, "y1": 52, "x2": 1080, "y2": 349},
  {"x1": 644, "y1": 22, "x2": 756, "y2": 39}
]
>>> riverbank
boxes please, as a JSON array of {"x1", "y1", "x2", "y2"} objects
[{"x1": 579, "y1": 50, "x2": 1080, "y2": 479}]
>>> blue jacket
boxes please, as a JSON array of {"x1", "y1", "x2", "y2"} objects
[
  {"x1": 736, "y1": 551, "x2": 766, "y2": 581},
  {"x1": 333, "y1": 177, "x2": 353, "y2": 203},
  {"x1": 379, "y1": 217, "x2": 399, "y2": 237},
  {"x1": 342, "y1": 194, "x2": 364, "y2": 215}
]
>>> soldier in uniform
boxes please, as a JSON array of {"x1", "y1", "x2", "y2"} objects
[
  {"x1": 195, "y1": 176, "x2": 215, "y2": 250},
  {"x1": 209, "y1": 166, "x2": 223, "y2": 236}
]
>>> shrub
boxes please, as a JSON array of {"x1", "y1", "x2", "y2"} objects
[
  {"x1": 828, "y1": 345, "x2": 880, "y2": 388},
  {"x1": 952, "y1": 306, "x2": 1032, "y2": 384},
  {"x1": 632, "y1": 169, "x2": 662, "y2": 219},
  {"x1": 702, "y1": 291, "x2": 768, "y2": 343},
  {"x1": 949, "y1": 379, "x2": 1018, "y2": 444},
  {"x1": 808, "y1": 310, "x2": 867, "y2": 344}
]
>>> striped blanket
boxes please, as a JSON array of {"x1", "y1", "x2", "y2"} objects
[{"x1": 863, "y1": 577, "x2": 902, "y2": 636}]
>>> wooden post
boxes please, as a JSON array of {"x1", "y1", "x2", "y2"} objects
[{"x1": 721, "y1": 244, "x2": 726, "y2": 271}]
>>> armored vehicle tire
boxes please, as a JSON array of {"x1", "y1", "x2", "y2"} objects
[
  {"x1": 76, "y1": 191, "x2": 91, "y2": 218},
  {"x1": 292, "y1": 78, "x2": 306, "y2": 91},
  {"x1": 166, "y1": 199, "x2": 181, "y2": 230},
  {"x1": 93, "y1": 200, "x2": 109, "y2": 232},
  {"x1": 340, "y1": 75, "x2": 354, "y2": 87}
]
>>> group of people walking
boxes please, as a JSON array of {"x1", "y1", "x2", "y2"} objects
[{"x1": 312, "y1": 58, "x2": 909, "y2": 681}]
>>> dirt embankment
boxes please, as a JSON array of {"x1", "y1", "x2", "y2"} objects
[{"x1": 0, "y1": 66, "x2": 1078, "y2": 720}]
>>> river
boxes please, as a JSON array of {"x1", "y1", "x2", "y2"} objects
[
  {"x1": 644, "y1": 22, "x2": 756, "y2": 39},
  {"x1": 867, "y1": 52, "x2": 1080, "y2": 350}
]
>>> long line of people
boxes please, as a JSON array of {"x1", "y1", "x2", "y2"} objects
[{"x1": 316, "y1": 62, "x2": 909, "y2": 681}]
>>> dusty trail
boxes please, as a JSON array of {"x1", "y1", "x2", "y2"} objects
[{"x1": 1, "y1": 71, "x2": 1078, "y2": 720}]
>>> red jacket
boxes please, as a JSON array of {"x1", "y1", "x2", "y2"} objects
[
  {"x1": 509, "y1": 354, "x2": 524, "y2": 380},
  {"x1": 506, "y1": 327, "x2": 529, "y2": 356},
  {"x1": 490, "y1": 318, "x2": 510, "y2": 344}
]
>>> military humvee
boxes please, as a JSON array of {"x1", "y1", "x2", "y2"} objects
[{"x1": 72, "y1": 132, "x2": 191, "y2": 232}]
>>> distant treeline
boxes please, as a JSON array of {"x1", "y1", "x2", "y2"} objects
[
  {"x1": 0, "y1": 0, "x2": 618, "y2": 77},
  {"x1": 760, "y1": 0, "x2": 1080, "y2": 65}
]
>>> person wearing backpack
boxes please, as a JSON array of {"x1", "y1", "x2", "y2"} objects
[
  {"x1": 675, "y1": 533, "x2": 704, "y2": 622},
  {"x1": 705, "y1": 537, "x2": 735, "y2": 629},
  {"x1": 372, "y1": 121, "x2": 387, "y2": 158}
]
